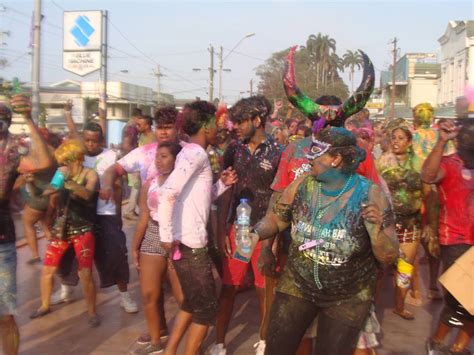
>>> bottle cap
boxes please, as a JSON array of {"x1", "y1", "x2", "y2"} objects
[{"x1": 240, "y1": 198, "x2": 248, "y2": 203}]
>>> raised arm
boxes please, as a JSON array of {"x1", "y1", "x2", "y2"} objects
[
  {"x1": 11, "y1": 95, "x2": 53, "y2": 173},
  {"x1": 98, "y1": 107, "x2": 107, "y2": 143},
  {"x1": 421, "y1": 120, "x2": 458, "y2": 184},
  {"x1": 362, "y1": 184, "x2": 399, "y2": 266},
  {"x1": 63, "y1": 100, "x2": 80, "y2": 139}
]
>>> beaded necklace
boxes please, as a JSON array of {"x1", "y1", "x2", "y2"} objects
[{"x1": 310, "y1": 174, "x2": 355, "y2": 289}]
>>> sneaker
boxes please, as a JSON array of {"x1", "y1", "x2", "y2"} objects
[
  {"x1": 132, "y1": 344, "x2": 163, "y2": 355},
  {"x1": 120, "y1": 293, "x2": 139, "y2": 313},
  {"x1": 136, "y1": 332, "x2": 168, "y2": 345},
  {"x1": 209, "y1": 343, "x2": 226, "y2": 355},
  {"x1": 50, "y1": 287, "x2": 75, "y2": 305},
  {"x1": 88, "y1": 315, "x2": 101, "y2": 327},
  {"x1": 253, "y1": 340, "x2": 266, "y2": 355}
]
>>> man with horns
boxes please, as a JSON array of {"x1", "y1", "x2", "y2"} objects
[{"x1": 258, "y1": 45, "x2": 377, "y2": 355}]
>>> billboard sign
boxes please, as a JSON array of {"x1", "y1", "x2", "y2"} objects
[{"x1": 63, "y1": 11, "x2": 102, "y2": 76}]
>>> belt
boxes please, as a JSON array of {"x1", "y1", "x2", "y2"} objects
[
  {"x1": 66, "y1": 225, "x2": 93, "y2": 237},
  {"x1": 179, "y1": 244, "x2": 208, "y2": 256}
]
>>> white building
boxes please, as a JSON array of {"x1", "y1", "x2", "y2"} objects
[
  {"x1": 437, "y1": 20, "x2": 474, "y2": 116},
  {"x1": 380, "y1": 53, "x2": 440, "y2": 118}
]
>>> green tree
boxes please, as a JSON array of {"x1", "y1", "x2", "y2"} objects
[{"x1": 342, "y1": 50, "x2": 363, "y2": 93}]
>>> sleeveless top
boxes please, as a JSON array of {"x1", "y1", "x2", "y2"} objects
[
  {"x1": 277, "y1": 175, "x2": 378, "y2": 305},
  {"x1": 147, "y1": 177, "x2": 160, "y2": 222},
  {"x1": 378, "y1": 153, "x2": 423, "y2": 230},
  {"x1": 55, "y1": 169, "x2": 98, "y2": 238}
]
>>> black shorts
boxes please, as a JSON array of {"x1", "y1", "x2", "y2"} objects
[
  {"x1": 58, "y1": 215, "x2": 130, "y2": 288},
  {"x1": 172, "y1": 244, "x2": 217, "y2": 326},
  {"x1": 94, "y1": 215, "x2": 130, "y2": 288}
]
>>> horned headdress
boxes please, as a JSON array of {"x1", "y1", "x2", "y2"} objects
[{"x1": 283, "y1": 45, "x2": 375, "y2": 132}]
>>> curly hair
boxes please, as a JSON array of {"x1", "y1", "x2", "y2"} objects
[
  {"x1": 83, "y1": 121, "x2": 104, "y2": 139},
  {"x1": 54, "y1": 139, "x2": 85, "y2": 165},
  {"x1": 229, "y1": 96, "x2": 272, "y2": 126},
  {"x1": 155, "y1": 105, "x2": 178, "y2": 126},
  {"x1": 181, "y1": 100, "x2": 217, "y2": 136}
]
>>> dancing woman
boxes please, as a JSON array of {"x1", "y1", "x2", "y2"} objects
[
  {"x1": 253, "y1": 127, "x2": 399, "y2": 355},
  {"x1": 131, "y1": 142, "x2": 184, "y2": 354},
  {"x1": 376, "y1": 123, "x2": 432, "y2": 320}
]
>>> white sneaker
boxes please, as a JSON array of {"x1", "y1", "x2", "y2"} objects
[
  {"x1": 253, "y1": 340, "x2": 266, "y2": 355},
  {"x1": 120, "y1": 292, "x2": 139, "y2": 313},
  {"x1": 209, "y1": 343, "x2": 226, "y2": 355},
  {"x1": 50, "y1": 286, "x2": 75, "y2": 305}
]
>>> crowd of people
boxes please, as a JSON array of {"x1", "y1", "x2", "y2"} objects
[{"x1": 0, "y1": 47, "x2": 473, "y2": 355}]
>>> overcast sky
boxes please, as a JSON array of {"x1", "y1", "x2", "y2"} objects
[{"x1": 1, "y1": 0, "x2": 472, "y2": 103}]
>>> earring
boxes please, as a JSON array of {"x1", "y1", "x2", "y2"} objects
[{"x1": 331, "y1": 162, "x2": 337, "y2": 167}]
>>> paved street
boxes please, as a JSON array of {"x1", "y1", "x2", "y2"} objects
[{"x1": 12, "y1": 216, "x2": 472, "y2": 354}]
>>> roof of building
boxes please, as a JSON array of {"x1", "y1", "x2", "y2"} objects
[{"x1": 438, "y1": 20, "x2": 474, "y2": 44}]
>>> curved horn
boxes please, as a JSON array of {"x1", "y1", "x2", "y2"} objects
[
  {"x1": 339, "y1": 50, "x2": 375, "y2": 119},
  {"x1": 283, "y1": 45, "x2": 321, "y2": 121}
]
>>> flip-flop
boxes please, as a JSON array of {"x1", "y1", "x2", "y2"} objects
[
  {"x1": 30, "y1": 308, "x2": 51, "y2": 319},
  {"x1": 393, "y1": 309, "x2": 415, "y2": 320}
]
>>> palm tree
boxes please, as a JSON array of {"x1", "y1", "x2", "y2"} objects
[
  {"x1": 306, "y1": 33, "x2": 337, "y2": 90},
  {"x1": 343, "y1": 50, "x2": 363, "y2": 92},
  {"x1": 328, "y1": 53, "x2": 344, "y2": 84}
]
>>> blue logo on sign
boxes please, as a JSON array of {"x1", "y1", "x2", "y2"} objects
[{"x1": 70, "y1": 15, "x2": 95, "y2": 47}]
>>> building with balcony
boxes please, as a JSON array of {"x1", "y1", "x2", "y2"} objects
[
  {"x1": 437, "y1": 20, "x2": 474, "y2": 117},
  {"x1": 380, "y1": 53, "x2": 440, "y2": 118}
]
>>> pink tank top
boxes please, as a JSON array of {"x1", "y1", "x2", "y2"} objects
[{"x1": 147, "y1": 177, "x2": 160, "y2": 222}]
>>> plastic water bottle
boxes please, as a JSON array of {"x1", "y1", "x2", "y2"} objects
[{"x1": 236, "y1": 198, "x2": 252, "y2": 253}]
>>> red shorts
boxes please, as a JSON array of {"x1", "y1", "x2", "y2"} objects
[
  {"x1": 44, "y1": 231, "x2": 95, "y2": 270},
  {"x1": 222, "y1": 225, "x2": 265, "y2": 288}
]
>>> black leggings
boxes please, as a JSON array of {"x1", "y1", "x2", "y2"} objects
[{"x1": 265, "y1": 292, "x2": 366, "y2": 355}]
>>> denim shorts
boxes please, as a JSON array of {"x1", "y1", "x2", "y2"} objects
[
  {"x1": 0, "y1": 243, "x2": 17, "y2": 316},
  {"x1": 172, "y1": 244, "x2": 217, "y2": 326}
]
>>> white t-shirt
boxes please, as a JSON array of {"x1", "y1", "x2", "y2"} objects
[
  {"x1": 117, "y1": 142, "x2": 159, "y2": 182},
  {"x1": 157, "y1": 143, "x2": 228, "y2": 248},
  {"x1": 84, "y1": 149, "x2": 118, "y2": 215}
]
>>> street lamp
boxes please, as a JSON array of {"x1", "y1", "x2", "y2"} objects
[{"x1": 219, "y1": 33, "x2": 256, "y2": 101}]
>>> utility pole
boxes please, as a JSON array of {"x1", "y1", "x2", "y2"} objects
[
  {"x1": 154, "y1": 65, "x2": 164, "y2": 106},
  {"x1": 249, "y1": 79, "x2": 253, "y2": 96},
  {"x1": 218, "y1": 46, "x2": 223, "y2": 102},
  {"x1": 208, "y1": 45, "x2": 214, "y2": 102},
  {"x1": 390, "y1": 37, "x2": 398, "y2": 119},
  {"x1": 99, "y1": 10, "x2": 108, "y2": 124},
  {"x1": 31, "y1": 0, "x2": 41, "y2": 121}
]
